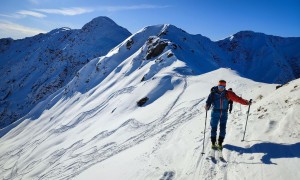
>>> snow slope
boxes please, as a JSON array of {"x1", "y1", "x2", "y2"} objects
[
  {"x1": 0, "y1": 22, "x2": 299, "y2": 180},
  {"x1": 0, "y1": 16, "x2": 131, "y2": 128},
  {"x1": 1, "y1": 21, "x2": 299, "y2": 130},
  {"x1": 217, "y1": 31, "x2": 300, "y2": 83},
  {"x1": 1, "y1": 67, "x2": 299, "y2": 180},
  {"x1": 76, "y1": 70, "x2": 300, "y2": 180}
]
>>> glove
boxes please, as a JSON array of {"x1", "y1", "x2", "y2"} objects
[
  {"x1": 247, "y1": 99, "x2": 252, "y2": 105},
  {"x1": 205, "y1": 105, "x2": 210, "y2": 111}
]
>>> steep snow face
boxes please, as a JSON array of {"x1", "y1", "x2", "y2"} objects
[
  {"x1": 154, "y1": 25, "x2": 227, "y2": 74},
  {"x1": 0, "y1": 64, "x2": 299, "y2": 179},
  {"x1": 49, "y1": 24, "x2": 224, "y2": 98},
  {"x1": 0, "y1": 16, "x2": 131, "y2": 128},
  {"x1": 217, "y1": 31, "x2": 300, "y2": 83},
  {"x1": 78, "y1": 16, "x2": 132, "y2": 55}
]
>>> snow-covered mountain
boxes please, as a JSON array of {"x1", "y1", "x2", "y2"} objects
[
  {"x1": 0, "y1": 17, "x2": 131, "y2": 128},
  {"x1": 1, "y1": 19, "x2": 300, "y2": 130},
  {"x1": 0, "y1": 20, "x2": 299, "y2": 180},
  {"x1": 217, "y1": 31, "x2": 300, "y2": 83}
]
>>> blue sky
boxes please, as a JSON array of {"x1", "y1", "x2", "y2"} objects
[{"x1": 0, "y1": 0, "x2": 299, "y2": 40}]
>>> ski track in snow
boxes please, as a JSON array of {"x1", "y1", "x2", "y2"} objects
[
  {"x1": 52, "y1": 86, "x2": 136, "y2": 134},
  {"x1": 190, "y1": 107, "x2": 258, "y2": 180},
  {"x1": 0, "y1": 86, "x2": 139, "y2": 179},
  {"x1": 1, "y1": 69, "x2": 299, "y2": 180},
  {"x1": 1, "y1": 76, "x2": 208, "y2": 180},
  {"x1": 160, "y1": 171, "x2": 175, "y2": 180},
  {"x1": 194, "y1": 140, "x2": 228, "y2": 180}
]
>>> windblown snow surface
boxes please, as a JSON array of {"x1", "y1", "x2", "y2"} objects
[{"x1": 0, "y1": 24, "x2": 299, "y2": 180}]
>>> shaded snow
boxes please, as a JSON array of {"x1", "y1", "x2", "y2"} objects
[{"x1": 0, "y1": 16, "x2": 131, "y2": 128}]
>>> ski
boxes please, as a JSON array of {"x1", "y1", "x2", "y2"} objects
[
  {"x1": 206, "y1": 149, "x2": 217, "y2": 164},
  {"x1": 219, "y1": 151, "x2": 227, "y2": 163},
  {"x1": 217, "y1": 149, "x2": 227, "y2": 163},
  {"x1": 206, "y1": 149, "x2": 227, "y2": 164}
]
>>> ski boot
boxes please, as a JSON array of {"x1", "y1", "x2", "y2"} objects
[
  {"x1": 217, "y1": 144, "x2": 223, "y2": 151},
  {"x1": 218, "y1": 136, "x2": 224, "y2": 151},
  {"x1": 211, "y1": 143, "x2": 218, "y2": 150},
  {"x1": 211, "y1": 137, "x2": 217, "y2": 150}
]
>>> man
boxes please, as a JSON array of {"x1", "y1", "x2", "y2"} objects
[
  {"x1": 205, "y1": 80, "x2": 251, "y2": 150},
  {"x1": 227, "y1": 88, "x2": 233, "y2": 113}
]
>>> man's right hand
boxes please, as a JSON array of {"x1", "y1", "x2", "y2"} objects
[
  {"x1": 247, "y1": 99, "x2": 253, "y2": 105},
  {"x1": 205, "y1": 105, "x2": 209, "y2": 111}
]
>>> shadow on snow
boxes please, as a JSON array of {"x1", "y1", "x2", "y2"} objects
[{"x1": 224, "y1": 142, "x2": 300, "y2": 165}]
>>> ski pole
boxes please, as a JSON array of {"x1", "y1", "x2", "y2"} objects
[
  {"x1": 201, "y1": 110, "x2": 208, "y2": 155},
  {"x1": 242, "y1": 99, "x2": 252, "y2": 141}
]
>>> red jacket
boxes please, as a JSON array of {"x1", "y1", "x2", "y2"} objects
[{"x1": 226, "y1": 91, "x2": 249, "y2": 105}]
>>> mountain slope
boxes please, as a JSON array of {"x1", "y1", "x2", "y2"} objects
[
  {"x1": 0, "y1": 16, "x2": 131, "y2": 128},
  {"x1": 1, "y1": 66, "x2": 299, "y2": 179},
  {"x1": 0, "y1": 23, "x2": 299, "y2": 180},
  {"x1": 217, "y1": 31, "x2": 300, "y2": 83},
  {"x1": 1, "y1": 23, "x2": 299, "y2": 129},
  {"x1": 75, "y1": 73, "x2": 300, "y2": 180}
]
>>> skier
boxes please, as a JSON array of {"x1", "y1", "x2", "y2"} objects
[
  {"x1": 205, "y1": 80, "x2": 251, "y2": 150},
  {"x1": 227, "y1": 88, "x2": 233, "y2": 113}
]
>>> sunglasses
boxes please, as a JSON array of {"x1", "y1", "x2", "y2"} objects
[{"x1": 218, "y1": 85, "x2": 225, "y2": 90}]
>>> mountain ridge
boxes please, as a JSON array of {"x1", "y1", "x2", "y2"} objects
[
  {"x1": 0, "y1": 16, "x2": 131, "y2": 128},
  {"x1": 0, "y1": 17, "x2": 299, "y2": 129}
]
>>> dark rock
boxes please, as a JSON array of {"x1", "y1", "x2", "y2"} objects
[
  {"x1": 172, "y1": 44, "x2": 177, "y2": 49},
  {"x1": 137, "y1": 97, "x2": 149, "y2": 107},
  {"x1": 147, "y1": 37, "x2": 155, "y2": 45},
  {"x1": 167, "y1": 52, "x2": 174, "y2": 58},
  {"x1": 126, "y1": 39, "x2": 134, "y2": 50},
  {"x1": 146, "y1": 40, "x2": 168, "y2": 60},
  {"x1": 158, "y1": 30, "x2": 168, "y2": 37},
  {"x1": 276, "y1": 85, "x2": 283, "y2": 89}
]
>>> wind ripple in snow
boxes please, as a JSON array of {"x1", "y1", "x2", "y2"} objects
[
  {"x1": 51, "y1": 86, "x2": 136, "y2": 134},
  {"x1": 35, "y1": 98, "x2": 203, "y2": 179}
]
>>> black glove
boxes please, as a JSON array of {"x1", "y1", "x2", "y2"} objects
[{"x1": 248, "y1": 99, "x2": 252, "y2": 105}]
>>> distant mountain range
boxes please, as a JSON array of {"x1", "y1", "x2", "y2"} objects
[{"x1": 0, "y1": 16, "x2": 299, "y2": 129}]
